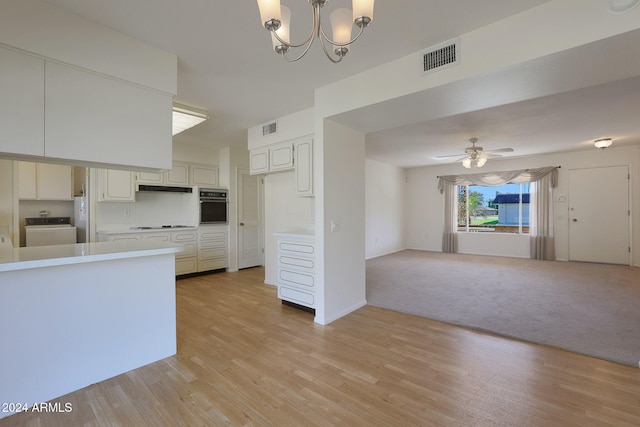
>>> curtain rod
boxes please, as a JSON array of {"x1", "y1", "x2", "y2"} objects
[{"x1": 436, "y1": 165, "x2": 561, "y2": 179}]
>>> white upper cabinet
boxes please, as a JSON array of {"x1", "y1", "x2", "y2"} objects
[
  {"x1": 248, "y1": 136, "x2": 314, "y2": 197},
  {"x1": 0, "y1": 47, "x2": 45, "y2": 157},
  {"x1": 18, "y1": 161, "x2": 73, "y2": 200},
  {"x1": 249, "y1": 147, "x2": 270, "y2": 175},
  {"x1": 294, "y1": 137, "x2": 313, "y2": 197},
  {"x1": 44, "y1": 62, "x2": 173, "y2": 170},
  {"x1": 98, "y1": 169, "x2": 135, "y2": 202},
  {"x1": 190, "y1": 164, "x2": 219, "y2": 187},
  {"x1": 249, "y1": 141, "x2": 295, "y2": 175},
  {"x1": 166, "y1": 162, "x2": 189, "y2": 185},
  {"x1": 136, "y1": 161, "x2": 198, "y2": 187},
  {"x1": 269, "y1": 142, "x2": 294, "y2": 172}
]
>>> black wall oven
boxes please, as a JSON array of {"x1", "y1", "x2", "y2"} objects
[{"x1": 199, "y1": 188, "x2": 228, "y2": 224}]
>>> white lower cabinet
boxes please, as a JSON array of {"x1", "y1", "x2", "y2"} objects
[
  {"x1": 98, "y1": 229, "x2": 205, "y2": 276},
  {"x1": 198, "y1": 227, "x2": 228, "y2": 272},
  {"x1": 172, "y1": 230, "x2": 198, "y2": 275},
  {"x1": 275, "y1": 233, "x2": 315, "y2": 309}
]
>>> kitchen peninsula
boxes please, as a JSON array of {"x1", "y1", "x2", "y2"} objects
[{"x1": 0, "y1": 240, "x2": 183, "y2": 418}]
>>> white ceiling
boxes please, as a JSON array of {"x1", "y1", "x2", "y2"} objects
[{"x1": 40, "y1": 0, "x2": 640, "y2": 168}]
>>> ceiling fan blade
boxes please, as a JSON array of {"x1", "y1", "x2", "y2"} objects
[
  {"x1": 435, "y1": 153, "x2": 465, "y2": 158},
  {"x1": 484, "y1": 147, "x2": 513, "y2": 153},
  {"x1": 479, "y1": 153, "x2": 502, "y2": 158}
]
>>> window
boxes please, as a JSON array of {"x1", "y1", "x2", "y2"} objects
[{"x1": 457, "y1": 183, "x2": 530, "y2": 234}]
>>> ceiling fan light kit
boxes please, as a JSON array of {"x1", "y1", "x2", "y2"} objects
[
  {"x1": 256, "y1": 0, "x2": 375, "y2": 63},
  {"x1": 436, "y1": 137, "x2": 513, "y2": 169}
]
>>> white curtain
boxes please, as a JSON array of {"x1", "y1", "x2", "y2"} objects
[
  {"x1": 529, "y1": 172, "x2": 556, "y2": 260},
  {"x1": 442, "y1": 181, "x2": 458, "y2": 253},
  {"x1": 438, "y1": 166, "x2": 558, "y2": 259}
]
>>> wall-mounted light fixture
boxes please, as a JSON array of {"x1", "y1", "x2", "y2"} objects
[
  {"x1": 173, "y1": 103, "x2": 208, "y2": 136},
  {"x1": 594, "y1": 138, "x2": 613, "y2": 149}
]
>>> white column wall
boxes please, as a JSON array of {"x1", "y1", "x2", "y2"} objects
[{"x1": 319, "y1": 120, "x2": 366, "y2": 324}]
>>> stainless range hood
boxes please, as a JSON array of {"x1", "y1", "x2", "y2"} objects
[{"x1": 137, "y1": 185, "x2": 193, "y2": 193}]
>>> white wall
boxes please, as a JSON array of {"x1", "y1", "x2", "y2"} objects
[
  {"x1": 316, "y1": 1, "x2": 640, "y2": 122},
  {"x1": 365, "y1": 159, "x2": 407, "y2": 259},
  {"x1": 405, "y1": 145, "x2": 640, "y2": 265},
  {"x1": 172, "y1": 142, "x2": 220, "y2": 166},
  {"x1": 248, "y1": 108, "x2": 314, "y2": 150},
  {"x1": 263, "y1": 171, "x2": 315, "y2": 285},
  {"x1": 320, "y1": 120, "x2": 367, "y2": 324}
]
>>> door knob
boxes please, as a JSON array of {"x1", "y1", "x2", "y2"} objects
[
  {"x1": 240, "y1": 222, "x2": 245, "y2": 226},
  {"x1": 572, "y1": 218, "x2": 578, "y2": 222}
]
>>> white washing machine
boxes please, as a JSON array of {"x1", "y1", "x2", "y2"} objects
[{"x1": 25, "y1": 217, "x2": 77, "y2": 247}]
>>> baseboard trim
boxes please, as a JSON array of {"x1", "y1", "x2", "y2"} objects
[{"x1": 316, "y1": 299, "x2": 367, "y2": 325}]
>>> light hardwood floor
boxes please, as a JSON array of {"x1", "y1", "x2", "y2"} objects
[{"x1": 2, "y1": 267, "x2": 640, "y2": 426}]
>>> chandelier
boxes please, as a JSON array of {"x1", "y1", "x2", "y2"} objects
[{"x1": 256, "y1": 0, "x2": 375, "y2": 63}]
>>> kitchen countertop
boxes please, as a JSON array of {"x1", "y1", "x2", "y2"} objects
[
  {"x1": 97, "y1": 224, "x2": 227, "y2": 235},
  {"x1": 0, "y1": 240, "x2": 185, "y2": 272}
]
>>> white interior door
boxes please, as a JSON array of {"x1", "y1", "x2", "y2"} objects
[
  {"x1": 238, "y1": 168, "x2": 263, "y2": 269},
  {"x1": 568, "y1": 165, "x2": 630, "y2": 264}
]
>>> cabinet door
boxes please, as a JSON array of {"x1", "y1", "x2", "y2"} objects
[
  {"x1": 250, "y1": 148, "x2": 269, "y2": 175},
  {"x1": 37, "y1": 163, "x2": 73, "y2": 200},
  {"x1": 44, "y1": 62, "x2": 172, "y2": 170},
  {"x1": 294, "y1": 138, "x2": 313, "y2": 196},
  {"x1": 0, "y1": 46, "x2": 45, "y2": 157},
  {"x1": 166, "y1": 162, "x2": 189, "y2": 185},
  {"x1": 17, "y1": 162, "x2": 37, "y2": 199},
  {"x1": 137, "y1": 171, "x2": 163, "y2": 184},
  {"x1": 269, "y1": 142, "x2": 294, "y2": 171},
  {"x1": 191, "y1": 164, "x2": 218, "y2": 187},
  {"x1": 99, "y1": 169, "x2": 135, "y2": 202}
]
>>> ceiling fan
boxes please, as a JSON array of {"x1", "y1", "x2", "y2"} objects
[{"x1": 436, "y1": 137, "x2": 514, "y2": 168}]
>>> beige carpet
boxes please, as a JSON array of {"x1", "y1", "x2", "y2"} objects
[{"x1": 366, "y1": 250, "x2": 640, "y2": 367}]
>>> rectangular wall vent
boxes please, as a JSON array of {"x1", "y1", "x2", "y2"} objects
[
  {"x1": 420, "y1": 38, "x2": 460, "y2": 75},
  {"x1": 262, "y1": 121, "x2": 278, "y2": 136}
]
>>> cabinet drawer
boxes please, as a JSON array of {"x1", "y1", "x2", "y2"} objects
[
  {"x1": 176, "y1": 242, "x2": 197, "y2": 258},
  {"x1": 279, "y1": 269, "x2": 315, "y2": 289},
  {"x1": 200, "y1": 239, "x2": 226, "y2": 249},
  {"x1": 172, "y1": 231, "x2": 197, "y2": 242},
  {"x1": 278, "y1": 286, "x2": 315, "y2": 308},
  {"x1": 279, "y1": 255, "x2": 315, "y2": 271},
  {"x1": 199, "y1": 230, "x2": 227, "y2": 240},
  {"x1": 200, "y1": 248, "x2": 226, "y2": 259},
  {"x1": 142, "y1": 233, "x2": 170, "y2": 242},
  {"x1": 198, "y1": 258, "x2": 226, "y2": 271},
  {"x1": 108, "y1": 235, "x2": 140, "y2": 242},
  {"x1": 279, "y1": 241, "x2": 315, "y2": 256},
  {"x1": 176, "y1": 258, "x2": 197, "y2": 275}
]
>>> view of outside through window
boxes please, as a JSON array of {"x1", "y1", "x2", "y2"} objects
[{"x1": 457, "y1": 183, "x2": 530, "y2": 234}]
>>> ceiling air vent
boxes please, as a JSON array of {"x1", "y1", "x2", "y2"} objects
[
  {"x1": 421, "y1": 38, "x2": 460, "y2": 76},
  {"x1": 262, "y1": 121, "x2": 278, "y2": 136}
]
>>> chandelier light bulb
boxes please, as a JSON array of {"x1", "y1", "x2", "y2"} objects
[
  {"x1": 271, "y1": 5, "x2": 291, "y2": 53},
  {"x1": 257, "y1": 0, "x2": 374, "y2": 63},
  {"x1": 257, "y1": 0, "x2": 282, "y2": 31}
]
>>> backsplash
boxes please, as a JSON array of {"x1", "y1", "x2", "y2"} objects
[{"x1": 96, "y1": 191, "x2": 198, "y2": 229}]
